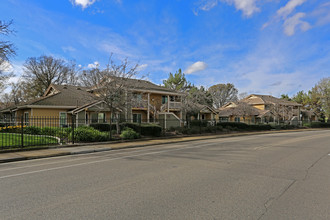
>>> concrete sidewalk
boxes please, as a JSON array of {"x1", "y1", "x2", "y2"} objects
[{"x1": 0, "y1": 129, "x2": 323, "y2": 163}]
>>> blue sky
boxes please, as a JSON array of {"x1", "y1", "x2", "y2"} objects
[{"x1": 1, "y1": 0, "x2": 330, "y2": 97}]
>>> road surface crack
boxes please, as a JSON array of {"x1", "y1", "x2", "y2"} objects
[
  {"x1": 257, "y1": 179, "x2": 297, "y2": 220},
  {"x1": 303, "y1": 153, "x2": 328, "y2": 181}
]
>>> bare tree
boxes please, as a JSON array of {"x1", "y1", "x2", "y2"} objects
[
  {"x1": 181, "y1": 86, "x2": 212, "y2": 121},
  {"x1": 22, "y1": 55, "x2": 80, "y2": 98},
  {"x1": 81, "y1": 57, "x2": 140, "y2": 135},
  {"x1": 238, "y1": 92, "x2": 248, "y2": 100},
  {"x1": 0, "y1": 20, "x2": 16, "y2": 90},
  {"x1": 208, "y1": 83, "x2": 238, "y2": 109}
]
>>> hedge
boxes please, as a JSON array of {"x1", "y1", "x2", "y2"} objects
[
  {"x1": 72, "y1": 126, "x2": 110, "y2": 142},
  {"x1": 119, "y1": 122, "x2": 162, "y2": 137},
  {"x1": 90, "y1": 123, "x2": 117, "y2": 132},
  {"x1": 309, "y1": 122, "x2": 330, "y2": 128},
  {"x1": 190, "y1": 120, "x2": 208, "y2": 127},
  {"x1": 217, "y1": 122, "x2": 250, "y2": 130}
]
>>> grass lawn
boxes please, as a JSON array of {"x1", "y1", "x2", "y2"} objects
[{"x1": 0, "y1": 133, "x2": 59, "y2": 148}]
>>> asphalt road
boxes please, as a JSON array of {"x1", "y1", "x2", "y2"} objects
[{"x1": 0, "y1": 130, "x2": 329, "y2": 220}]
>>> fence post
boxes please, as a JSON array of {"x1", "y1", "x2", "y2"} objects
[
  {"x1": 71, "y1": 115, "x2": 75, "y2": 144},
  {"x1": 21, "y1": 115, "x2": 24, "y2": 148}
]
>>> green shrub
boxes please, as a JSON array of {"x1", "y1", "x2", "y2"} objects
[
  {"x1": 217, "y1": 122, "x2": 250, "y2": 130},
  {"x1": 190, "y1": 120, "x2": 208, "y2": 127},
  {"x1": 73, "y1": 126, "x2": 109, "y2": 142},
  {"x1": 190, "y1": 126, "x2": 200, "y2": 134},
  {"x1": 308, "y1": 122, "x2": 330, "y2": 128},
  {"x1": 248, "y1": 124, "x2": 272, "y2": 131},
  {"x1": 90, "y1": 123, "x2": 117, "y2": 132},
  {"x1": 24, "y1": 126, "x2": 42, "y2": 135},
  {"x1": 119, "y1": 122, "x2": 162, "y2": 137},
  {"x1": 120, "y1": 127, "x2": 140, "y2": 139},
  {"x1": 141, "y1": 124, "x2": 162, "y2": 136}
]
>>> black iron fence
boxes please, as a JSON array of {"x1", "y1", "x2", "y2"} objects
[{"x1": 0, "y1": 115, "x2": 328, "y2": 149}]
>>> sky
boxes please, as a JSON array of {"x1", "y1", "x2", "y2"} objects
[{"x1": 1, "y1": 0, "x2": 330, "y2": 97}]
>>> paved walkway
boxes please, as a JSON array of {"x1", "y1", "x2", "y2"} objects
[{"x1": 0, "y1": 129, "x2": 324, "y2": 163}]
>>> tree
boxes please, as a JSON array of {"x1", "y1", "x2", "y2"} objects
[
  {"x1": 180, "y1": 85, "x2": 213, "y2": 121},
  {"x1": 238, "y1": 92, "x2": 248, "y2": 100},
  {"x1": 208, "y1": 83, "x2": 238, "y2": 109},
  {"x1": 0, "y1": 20, "x2": 16, "y2": 90},
  {"x1": 280, "y1": 94, "x2": 291, "y2": 101},
  {"x1": 314, "y1": 77, "x2": 330, "y2": 120},
  {"x1": 163, "y1": 69, "x2": 191, "y2": 92},
  {"x1": 81, "y1": 57, "x2": 140, "y2": 135},
  {"x1": 292, "y1": 91, "x2": 309, "y2": 106},
  {"x1": 22, "y1": 55, "x2": 80, "y2": 98}
]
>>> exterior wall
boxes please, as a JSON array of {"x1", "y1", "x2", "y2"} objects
[
  {"x1": 15, "y1": 108, "x2": 71, "y2": 127},
  {"x1": 149, "y1": 94, "x2": 163, "y2": 110},
  {"x1": 252, "y1": 104, "x2": 265, "y2": 110},
  {"x1": 227, "y1": 115, "x2": 256, "y2": 124},
  {"x1": 31, "y1": 108, "x2": 68, "y2": 118},
  {"x1": 132, "y1": 110, "x2": 147, "y2": 122}
]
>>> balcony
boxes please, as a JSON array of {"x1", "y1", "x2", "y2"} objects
[
  {"x1": 131, "y1": 100, "x2": 148, "y2": 109},
  {"x1": 161, "y1": 101, "x2": 181, "y2": 112}
]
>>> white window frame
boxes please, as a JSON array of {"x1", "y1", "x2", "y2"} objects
[
  {"x1": 24, "y1": 112, "x2": 29, "y2": 126},
  {"x1": 59, "y1": 112, "x2": 67, "y2": 127}
]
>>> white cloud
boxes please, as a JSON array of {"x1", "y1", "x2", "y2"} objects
[
  {"x1": 87, "y1": 61, "x2": 100, "y2": 68},
  {"x1": 225, "y1": 0, "x2": 260, "y2": 17},
  {"x1": 70, "y1": 0, "x2": 96, "y2": 9},
  {"x1": 185, "y1": 61, "x2": 208, "y2": 74},
  {"x1": 311, "y1": 2, "x2": 330, "y2": 26},
  {"x1": 277, "y1": 0, "x2": 306, "y2": 18},
  {"x1": 62, "y1": 46, "x2": 76, "y2": 53},
  {"x1": 195, "y1": 0, "x2": 259, "y2": 17},
  {"x1": 283, "y1": 12, "x2": 311, "y2": 36},
  {"x1": 136, "y1": 64, "x2": 148, "y2": 71},
  {"x1": 263, "y1": 0, "x2": 310, "y2": 36}
]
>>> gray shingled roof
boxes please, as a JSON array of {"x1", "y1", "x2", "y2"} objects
[
  {"x1": 91, "y1": 76, "x2": 183, "y2": 94},
  {"x1": 22, "y1": 85, "x2": 96, "y2": 107}
]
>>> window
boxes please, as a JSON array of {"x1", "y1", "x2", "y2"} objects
[
  {"x1": 24, "y1": 112, "x2": 29, "y2": 125},
  {"x1": 98, "y1": 113, "x2": 105, "y2": 123},
  {"x1": 162, "y1": 96, "x2": 168, "y2": 104},
  {"x1": 134, "y1": 93, "x2": 142, "y2": 100},
  {"x1": 170, "y1": 96, "x2": 175, "y2": 101},
  {"x1": 220, "y1": 117, "x2": 228, "y2": 122},
  {"x1": 133, "y1": 113, "x2": 142, "y2": 123},
  {"x1": 59, "y1": 112, "x2": 67, "y2": 127},
  {"x1": 91, "y1": 113, "x2": 105, "y2": 123},
  {"x1": 235, "y1": 117, "x2": 240, "y2": 122},
  {"x1": 201, "y1": 114, "x2": 205, "y2": 120}
]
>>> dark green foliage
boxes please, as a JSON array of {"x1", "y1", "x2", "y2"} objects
[
  {"x1": 73, "y1": 126, "x2": 109, "y2": 142},
  {"x1": 24, "y1": 126, "x2": 42, "y2": 135},
  {"x1": 248, "y1": 124, "x2": 272, "y2": 131},
  {"x1": 90, "y1": 123, "x2": 116, "y2": 132},
  {"x1": 119, "y1": 122, "x2": 162, "y2": 137},
  {"x1": 270, "y1": 124, "x2": 297, "y2": 130},
  {"x1": 190, "y1": 120, "x2": 208, "y2": 127},
  {"x1": 217, "y1": 122, "x2": 250, "y2": 130},
  {"x1": 120, "y1": 127, "x2": 140, "y2": 139},
  {"x1": 309, "y1": 122, "x2": 330, "y2": 128}
]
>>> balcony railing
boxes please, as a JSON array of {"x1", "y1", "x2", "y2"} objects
[
  {"x1": 132, "y1": 100, "x2": 148, "y2": 109},
  {"x1": 161, "y1": 101, "x2": 181, "y2": 112}
]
